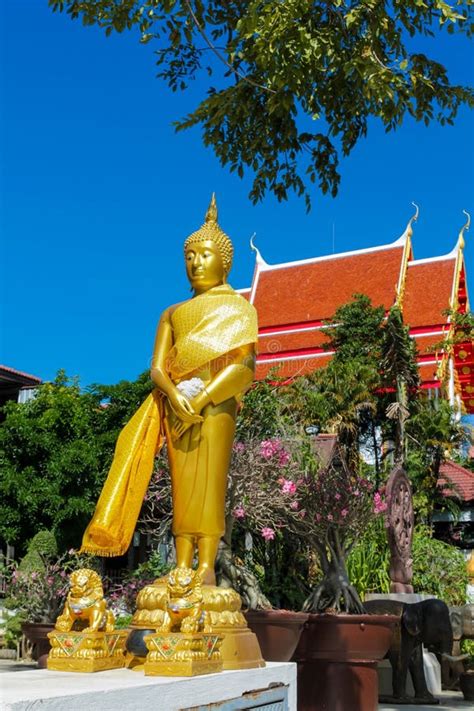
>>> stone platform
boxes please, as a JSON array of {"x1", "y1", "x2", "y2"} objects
[{"x1": 1, "y1": 661, "x2": 296, "y2": 710}]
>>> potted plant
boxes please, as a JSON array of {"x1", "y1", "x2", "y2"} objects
[
  {"x1": 459, "y1": 640, "x2": 474, "y2": 702},
  {"x1": 290, "y1": 434, "x2": 397, "y2": 711},
  {"x1": 4, "y1": 530, "x2": 96, "y2": 667}
]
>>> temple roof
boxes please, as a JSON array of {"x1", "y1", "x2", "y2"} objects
[
  {"x1": 404, "y1": 255, "x2": 457, "y2": 328},
  {"x1": 438, "y1": 460, "x2": 474, "y2": 502},
  {"x1": 253, "y1": 238, "x2": 407, "y2": 328},
  {"x1": 241, "y1": 211, "x2": 472, "y2": 413}
]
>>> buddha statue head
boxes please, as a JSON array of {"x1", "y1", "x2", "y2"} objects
[{"x1": 184, "y1": 194, "x2": 233, "y2": 292}]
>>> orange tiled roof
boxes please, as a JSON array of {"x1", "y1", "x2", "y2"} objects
[
  {"x1": 438, "y1": 460, "x2": 474, "y2": 502},
  {"x1": 253, "y1": 245, "x2": 405, "y2": 328},
  {"x1": 404, "y1": 258, "x2": 456, "y2": 328},
  {"x1": 240, "y1": 226, "x2": 471, "y2": 412}
]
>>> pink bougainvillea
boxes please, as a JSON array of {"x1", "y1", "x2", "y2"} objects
[
  {"x1": 261, "y1": 527, "x2": 276, "y2": 541},
  {"x1": 280, "y1": 478, "x2": 297, "y2": 495},
  {"x1": 373, "y1": 491, "x2": 388, "y2": 514}
]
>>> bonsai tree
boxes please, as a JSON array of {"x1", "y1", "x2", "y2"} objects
[{"x1": 296, "y1": 435, "x2": 387, "y2": 613}]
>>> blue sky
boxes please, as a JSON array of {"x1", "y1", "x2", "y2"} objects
[{"x1": 1, "y1": 1, "x2": 473, "y2": 387}]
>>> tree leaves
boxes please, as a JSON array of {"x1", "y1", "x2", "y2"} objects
[{"x1": 48, "y1": 1, "x2": 473, "y2": 207}]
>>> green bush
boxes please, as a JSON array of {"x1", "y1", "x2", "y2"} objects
[
  {"x1": 412, "y1": 525, "x2": 468, "y2": 606},
  {"x1": 347, "y1": 521, "x2": 468, "y2": 607},
  {"x1": 18, "y1": 550, "x2": 44, "y2": 573},
  {"x1": 347, "y1": 518, "x2": 391, "y2": 600},
  {"x1": 28, "y1": 530, "x2": 58, "y2": 558},
  {"x1": 18, "y1": 530, "x2": 58, "y2": 572},
  {"x1": 4, "y1": 613, "x2": 25, "y2": 649}
]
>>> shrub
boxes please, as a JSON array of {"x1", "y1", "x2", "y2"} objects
[
  {"x1": 347, "y1": 519, "x2": 391, "y2": 600},
  {"x1": 412, "y1": 525, "x2": 468, "y2": 605},
  {"x1": 18, "y1": 530, "x2": 58, "y2": 572}
]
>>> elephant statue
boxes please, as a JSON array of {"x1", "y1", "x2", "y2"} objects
[
  {"x1": 442, "y1": 604, "x2": 474, "y2": 690},
  {"x1": 364, "y1": 598, "x2": 465, "y2": 704}
]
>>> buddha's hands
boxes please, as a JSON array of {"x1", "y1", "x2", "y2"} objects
[
  {"x1": 168, "y1": 389, "x2": 209, "y2": 441},
  {"x1": 167, "y1": 389, "x2": 203, "y2": 425}
]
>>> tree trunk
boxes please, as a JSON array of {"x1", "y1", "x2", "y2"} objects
[
  {"x1": 303, "y1": 535, "x2": 364, "y2": 614},
  {"x1": 216, "y1": 539, "x2": 271, "y2": 610}
]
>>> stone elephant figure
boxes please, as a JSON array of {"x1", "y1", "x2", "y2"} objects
[
  {"x1": 364, "y1": 598, "x2": 464, "y2": 704},
  {"x1": 442, "y1": 604, "x2": 474, "y2": 690}
]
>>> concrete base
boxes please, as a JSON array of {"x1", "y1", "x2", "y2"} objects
[
  {"x1": 365, "y1": 593, "x2": 435, "y2": 603},
  {"x1": 1, "y1": 661, "x2": 296, "y2": 711}
]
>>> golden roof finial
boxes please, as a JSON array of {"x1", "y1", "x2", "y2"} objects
[
  {"x1": 250, "y1": 232, "x2": 268, "y2": 266},
  {"x1": 184, "y1": 193, "x2": 234, "y2": 274},
  {"x1": 405, "y1": 201, "x2": 419, "y2": 240},
  {"x1": 458, "y1": 209, "x2": 470, "y2": 251},
  {"x1": 205, "y1": 192, "x2": 218, "y2": 223}
]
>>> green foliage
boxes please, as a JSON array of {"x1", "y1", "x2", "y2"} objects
[
  {"x1": 48, "y1": 1, "x2": 473, "y2": 209},
  {"x1": 0, "y1": 369, "x2": 153, "y2": 554},
  {"x1": 18, "y1": 530, "x2": 58, "y2": 572},
  {"x1": 381, "y1": 306, "x2": 420, "y2": 392},
  {"x1": 245, "y1": 533, "x2": 310, "y2": 611},
  {"x1": 347, "y1": 519, "x2": 391, "y2": 600},
  {"x1": 347, "y1": 520, "x2": 468, "y2": 606},
  {"x1": 127, "y1": 548, "x2": 170, "y2": 581},
  {"x1": 5, "y1": 549, "x2": 100, "y2": 626},
  {"x1": 107, "y1": 549, "x2": 172, "y2": 613},
  {"x1": 114, "y1": 613, "x2": 133, "y2": 629},
  {"x1": 406, "y1": 399, "x2": 466, "y2": 521},
  {"x1": 236, "y1": 379, "x2": 284, "y2": 440},
  {"x1": 324, "y1": 294, "x2": 386, "y2": 368},
  {"x1": 27, "y1": 530, "x2": 58, "y2": 558},
  {"x1": 461, "y1": 638, "x2": 474, "y2": 668},
  {"x1": 412, "y1": 525, "x2": 468, "y2": 605},
  {"x1": 4, "y1": 613, "x2": 24, "y2": 649},
  {"x1": 18, "y1": 551, "x2": 44, "y2": 573}
]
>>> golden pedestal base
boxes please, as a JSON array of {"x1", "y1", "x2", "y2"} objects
[
  {"x1": 130, "y1": 581, "x2": 264, "y2": 673},
  {"x1": 47, "y1": 630, "x2": 127, "y2": 673},
  {"x1": 144, "y1": 632, "x2": 222, "y2": 676}
]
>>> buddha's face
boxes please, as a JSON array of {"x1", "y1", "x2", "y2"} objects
[{"x1": 185, "y1": 240, "x2": 225, "y2": 293}]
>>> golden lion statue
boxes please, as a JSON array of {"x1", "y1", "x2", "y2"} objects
[
  {"x1": 55, "y1": 568, "x2": 115, "y2": 633},
  {"x1": 159, "y1": 567, "x2": 211, "y2": 634}
]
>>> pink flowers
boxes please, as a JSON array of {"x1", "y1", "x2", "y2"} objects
[
  {"x1": 341, "y1": 508, "x2": 348, "y2": 518},
  {"x1": 232, "y1": 505, "x2": 246, "y2": 519},
  {"x1": 260, "y1": 440, "x2": 278, "y2": 459},
  {"x1": 259, "y1": 439, "x2": 290, "y2": 466},
  {"x1": 373, "y1": 492, "x2": 388, "y2": 515},
  {"x1": 261, "y1": 527, "x2": 276, "y2": 541},
  {"x1": 290, "y1": 500, "x2": 299, "y2": 510},
  {"x1": 278, "y1": 449, "x2": 290, "y2": 466},
  {"x1": 233, "y1": 442, "x2": 245, "y2": 454},
  {"x1": 280, "y1": 478, "x2": 297, "y2": 495}
]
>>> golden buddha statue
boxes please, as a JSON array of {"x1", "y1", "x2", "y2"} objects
[{"x1": 81, "y1": 195, "x2": 263, "y2": 673}]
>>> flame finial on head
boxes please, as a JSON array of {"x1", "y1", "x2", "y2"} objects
[
  {"x1": 184, "y1": 193, "x2": 234, "y2": 274},
  {"x1": 205, "y1": 192, "x2": 218, "y2": 224}
]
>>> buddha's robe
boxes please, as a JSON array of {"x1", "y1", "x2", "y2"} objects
[{"x1": 81, "y1": 284, "x2": 257, "y2": 557}]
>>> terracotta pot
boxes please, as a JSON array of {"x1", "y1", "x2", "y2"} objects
[
  {"x1": 244, "y1": 610, "x2": 309, "y2": 662},
  {"x1": 292, "y1": 613, "x2": 398, "y2": 711},
  {"x1": 21, "y1": 622, "x2": 55, "y2": 668},
  {"x1": 460, "y1": 671, "x2": 474, "y2": 702}
]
